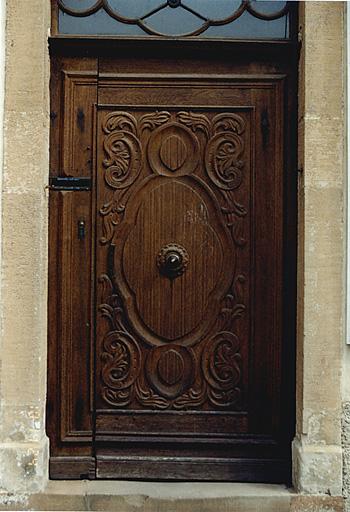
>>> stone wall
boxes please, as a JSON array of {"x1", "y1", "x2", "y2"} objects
[
  {"x1": 0, "y1": 0, "x2": 347, "y2": 507},
  {"x1": 0, "y1": 0, "x2": 50, "y2": 493},
  {"x1": 293, "y1": 1, "x2": 345, "y2": 496}
]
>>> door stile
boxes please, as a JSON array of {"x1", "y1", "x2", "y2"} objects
[
  {"x1": 90, "y1": 101, "x2": 99, "y2": 480},
  {"x1": 47, "y1": 56, "x2": 98, "y2": 479},
  {"x1": 280, "y1": 69, "x2": 298, "y2": 455}
]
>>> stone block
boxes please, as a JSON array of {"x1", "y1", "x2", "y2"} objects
[{"x1": 293, "y1": 438, "x2": 343, "y2": 495}]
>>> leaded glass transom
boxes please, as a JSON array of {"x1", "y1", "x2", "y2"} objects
[{"x1": 57, "y1": 0, "x2": 292, "y2": 39}]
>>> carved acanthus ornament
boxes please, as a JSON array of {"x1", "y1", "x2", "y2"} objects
[{"x1": 99, "y1": 270, "x2": 245, "y2": 409}]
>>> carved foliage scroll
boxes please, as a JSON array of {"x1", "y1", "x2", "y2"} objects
[
  {"x1": 100, "y1": 110, "x2": 247, "y2": 245},
  {"x1": 202, "y1": 332, "x2": 241, "y2": 407},
  {"x1": 99, "y1": 272, "x2": 245, "y2": 409},
  {"x1": 99, "y1": 274, "x2": 141, "y2": 406},
  {"x1": 177, "y1": 111, "x2": 248, "y2": 247},
  {"x1": 99, "y1": 111, "x2": 170, "y2": 245}
]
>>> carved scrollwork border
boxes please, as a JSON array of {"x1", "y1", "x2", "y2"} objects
[
  {"x1": 100, "y1": 110, "x2": 248, "y2": 246},
  {"x1": 99, "y1": 271, "x2": 245, "y2": 410},
  {"x1": 99, "y1": 110, "x2": 170, "y2": 245},
  {"x1": 98, "y1": 108, "x2": 248, "y2": 410},
  {"x1": 176, "y1": 110, "x2": 248, "y2": 247},
  {"x1": 202, "y1": 332, "x2": 241, "y2": 408}
]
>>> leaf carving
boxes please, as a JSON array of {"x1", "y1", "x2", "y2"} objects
[
  {"x1": 173, "y1": 381, "x2": 207, "y2": 409},
  {"x1": 103, "y1": 111, "x2": 138, "y2": 135},
  {"x1": 99, "y1": 199, "x2": 125, "y2": 245},
  {"x1": 205, "y1": 112, "x2": 245, "y2": 191},
  {"x1": 212, "y1": 113, "x2": 246, "y2": 135},
  {"x1": 135, "y1": 380, "x2": 170, "y2": 409},
  {"x1": 220, "y1": 274, "x2": 246, "y2": 327},
  {"x1": 202, "y1": 332, "x2": 241, "y2": 408},
  {"x1": 139, "y1": 111, "x2": 171, "y2": 132},
  {"x1": 103, "y1": 131, "x2": 142, "y2": 190},
  {"x1": 102, "y1": 387, "x2": 132, "y2": 408},
  {"x1": 177, "y1": 111, "x2": 211, "y2": 139}
]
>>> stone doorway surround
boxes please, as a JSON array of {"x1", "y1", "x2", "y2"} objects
[{"x1": 0, "y1": 1, "x2": 347, "y2": 511}]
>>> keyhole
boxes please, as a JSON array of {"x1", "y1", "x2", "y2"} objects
[{"x1": 78, "y1": 220, "x2": 85, "y2": 240}]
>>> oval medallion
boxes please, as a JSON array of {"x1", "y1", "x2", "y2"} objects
[
  {"x1": 148, "y1": 123, "x2": 199, "y2": 176},
  {"x1": 160, "y1": 135, "x2": 187, "y2": 171},
  {"x1": 146, "y1": 345, "x2": 194, "y2": 399},
  {"x1": 120, "y1": 179, "x2": 229, "y2": 344},
  {"x1": 158, "y1": 349, "x2": 185, "y2": 386}
]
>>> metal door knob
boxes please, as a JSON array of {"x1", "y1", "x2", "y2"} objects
[
  {"x1": 165, "y1": 251, "x2": 182, "y2": 269},
  {"x1": 157, "y1": 243, "x2": 189, "y2": 279}
]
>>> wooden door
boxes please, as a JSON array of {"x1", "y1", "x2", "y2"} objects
[{"x1": 47, "y1": 41, "x2": 296, "y2": 482}]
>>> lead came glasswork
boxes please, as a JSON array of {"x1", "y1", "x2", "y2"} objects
[{"x1": 58, "y1": 0, "x2": 291, "y2": 39}]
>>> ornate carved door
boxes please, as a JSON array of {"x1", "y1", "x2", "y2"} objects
[
  {"x1": 92, "y1": 58, "x2": 295, "y2": 480},
  {"x1": 47, "y1": 37, "x2": 296, "y2": 482}
]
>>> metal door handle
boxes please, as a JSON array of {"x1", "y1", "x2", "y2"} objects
[{"x1": 157, "y1": 243, "x2": 189, "y2": 279}]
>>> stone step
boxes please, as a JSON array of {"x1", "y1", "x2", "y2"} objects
[{"x1": 0, "y1": 482, "x2": 345, "y2": 511}]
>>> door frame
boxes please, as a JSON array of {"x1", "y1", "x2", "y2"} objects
[{"x1": 47, "y1": 27, "x2": 298, "y2": 482}]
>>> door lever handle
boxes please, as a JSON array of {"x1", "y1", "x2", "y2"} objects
[{"x1": 78, "y1": 220, "x2": 85, "y2": 240}]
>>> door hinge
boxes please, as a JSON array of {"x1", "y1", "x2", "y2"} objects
[{"x1": 49, "y1": 176, "x2": 91, "y2": 191}]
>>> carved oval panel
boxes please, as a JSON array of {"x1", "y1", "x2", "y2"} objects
[
  {"x1": 114, "y1": 176, "x2": 235, "y2": 346},
  {"x1": 146, "y1": 345, "x2": 195, "y2": 399},
  {"x1": 158, "y1": 349, "x2": 184, "y2": 385},
  {"x1": 160, "y1": 135, "x2": 187, "y2": 171},
  {"x1": 148, "y1": 123, "x2": 199, "y2": 177}
]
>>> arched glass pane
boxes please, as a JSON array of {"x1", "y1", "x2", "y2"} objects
[
  {"x1": 143, "y1": 6, "x2": 203, "y2": 36},
  {"x1": 59, "y1": 9, "x2": 146, "y2": 35},
  {"x1": 57, "y1": 0, "x2": 292, "y2": 39},
  {"x1": 182, "y1": 0, "x2": 242, "y2": 20},
  {"x1": 249, "y1": 0, "x2": 287, "y2": 16},
  {"x1": 60, "y1": 0, "x2": 101, "y2": 10},
  {"x1": 103, "y1": 0, "x2": 165, "y2": 19}
]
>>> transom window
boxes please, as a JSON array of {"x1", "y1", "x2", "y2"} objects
[{"x1": 56, "y1": 0, "x2": 292, "y2": 39}]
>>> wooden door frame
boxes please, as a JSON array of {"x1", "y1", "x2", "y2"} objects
[{"x1": 47, "y1": 29, "x2": 298, "y2": 481}]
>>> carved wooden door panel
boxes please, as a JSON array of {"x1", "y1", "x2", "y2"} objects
[{"x1": 93, "y1": 72, "x2": 292, "y2": 481}]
